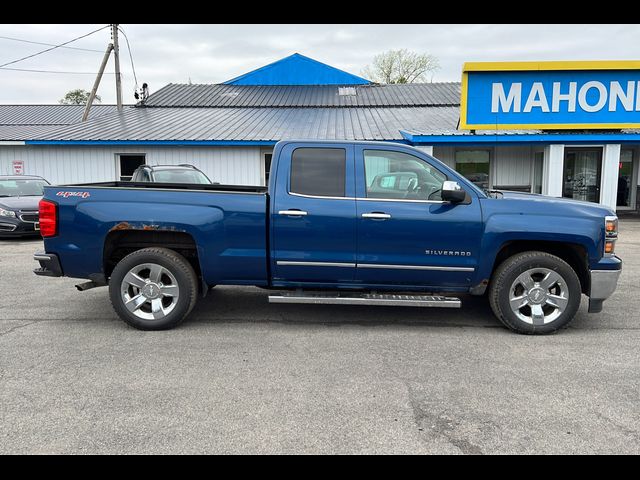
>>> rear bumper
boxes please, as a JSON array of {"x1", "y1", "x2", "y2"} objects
[
  {"x1": 588, "y1": 264, "x2": 622, "y2": 313},
  {"x1": 33, "y1": 251, "x2": 63, "y2": 277}
]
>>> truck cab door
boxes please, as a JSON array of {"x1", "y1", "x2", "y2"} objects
[
  {"x1": 354, "y1": 145, "x2": 483, "y2": 289},
  {"x1": 270, "y1": 143, "x2": 357, "y2": 286}
]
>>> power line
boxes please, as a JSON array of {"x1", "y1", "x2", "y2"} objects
[
  {"x1": 117, "y1": 26, "x2": 138, "y2": 87},
  {"x1": 0, "y1": 66, "x2": 121, "y2": 75},
  {"x1": 0, "y1": 35, "x2": 104, "y2": 53},
  {"x1": 0, "y1": 24, "x2": 110, "y2": 69}
]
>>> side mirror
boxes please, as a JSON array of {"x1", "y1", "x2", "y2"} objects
[{"x1": 442, "y1": 181, "x2": 466, "y2": 203}]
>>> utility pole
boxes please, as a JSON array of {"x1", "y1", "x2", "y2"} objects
[
  {"x1": 112, "y1": 23, "x2": 123, "y2": 111},
  {"x1": 82, "y1": 43, "x2": 114, "y2": 121}
]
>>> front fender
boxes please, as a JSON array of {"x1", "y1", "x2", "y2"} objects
[{"x1": 475, "y1": 212, "x2": 602, "y2": 283}]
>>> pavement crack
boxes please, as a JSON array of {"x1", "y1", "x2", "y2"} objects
[{"x1": 0, "y1": 321, "x2": 39, "y2": 338}]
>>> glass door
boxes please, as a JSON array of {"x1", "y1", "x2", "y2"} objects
[
  {"x1": 617, "y1": 149, "x2": 636, "y2": 209},
  {"x1": 563, "y1": 148, "x2": 602, "y2": 203}
]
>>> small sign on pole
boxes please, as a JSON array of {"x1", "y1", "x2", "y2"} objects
[{"x1": 12, "y1": 160, "x2": 24, "y2": 175}]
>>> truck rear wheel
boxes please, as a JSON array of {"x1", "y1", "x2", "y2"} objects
[
  {"x1": 108, "y1": 247, "x2": 198, "y2": 330},
  {"x1": 489, "y1": 251, "x2": 581, "y2": 334}
]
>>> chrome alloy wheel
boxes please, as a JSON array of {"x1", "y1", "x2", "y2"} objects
[
  {"x1": 120, "y1": 263, "x2": 179, "y2": 320},
  {"x1": 508, "y1": 267, "x2": 569, "y2": 325}
]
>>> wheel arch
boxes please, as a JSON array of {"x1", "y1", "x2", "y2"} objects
[
  {"x1": 490, "y1": 240, "x2": 590, "y2": 294},
  {"x1": 103, "y1": 230, "x2": 203, "y2": 289}
]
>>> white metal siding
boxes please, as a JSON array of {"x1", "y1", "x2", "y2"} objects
[
  {"x1": 493, "y1": 146, "x2": 536, "y2": 188},
  {"x1": 0, "y1": 146, "x2": 262, "y2": 185},
  {"x1": 432, "y1": 146, "x2": 455, "y2": 169}
]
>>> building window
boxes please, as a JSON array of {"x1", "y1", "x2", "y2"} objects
[
  {"x1": 290, "y1": 148, "x2": 346, "y2": 197},
  {"x1": 118, "y1": 154, "x2": 146, "y2": 181},
  {"x1": 532, "y1": 151, "x2": 543, "y2": 194},
  {"x1": 455, "y1": 149, "x2": 490, "y2": 190},
  {"x1": 617, "y1": 149, "x2": 634, "y2": 208}
]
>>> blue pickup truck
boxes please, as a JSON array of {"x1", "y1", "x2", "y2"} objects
[{"x1": 33, "y1": 140, "x2": 622, "y2": 334}]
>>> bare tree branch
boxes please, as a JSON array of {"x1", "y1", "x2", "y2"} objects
[{"x1": 362, "y1": 49, "x2": 440, "y2": 84}]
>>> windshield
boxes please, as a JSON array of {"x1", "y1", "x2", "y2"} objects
[
  {"x1": 152, "y1": 169, "x2": 211, "y2": 184},
  {"x1": 0, "y1": 178, "x2": 48, "y2": 197}
]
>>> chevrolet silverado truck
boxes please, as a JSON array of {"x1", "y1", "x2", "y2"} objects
[{"x1": 33, "y1": 140, "x2": 622, "y2": 334}]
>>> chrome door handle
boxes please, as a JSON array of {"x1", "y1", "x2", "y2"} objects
[
  {"x1": 362, "y1": 212, "x2": 391, "y2": 219},
  {"x1": 278, "y1": 210, "x2": 308, "y2": 216}
]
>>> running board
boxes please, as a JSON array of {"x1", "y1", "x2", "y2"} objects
[{"x1": 268, "y1": 292, "x2": 461, "y2": 308}]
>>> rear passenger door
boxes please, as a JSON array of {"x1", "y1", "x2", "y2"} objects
[{"x1": 271, "y1": 144, "x2": 357, "y2": 285}]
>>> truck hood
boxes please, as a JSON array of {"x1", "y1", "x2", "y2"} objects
[
  {"x1": 0, "y1": 195, "x2": 42, "y2": 211},
  {"x1": 490, "y1": 190, "x2": 615, "y2": 217}
]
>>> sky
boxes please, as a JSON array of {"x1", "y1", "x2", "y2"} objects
[{"x1": 0, "y1": 24, "x2": 638, "y2": 104}]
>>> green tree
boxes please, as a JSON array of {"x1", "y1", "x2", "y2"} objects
[
  {"x1": 59, "y1": 89, "x2": 101, "y2": 105},
  {"x1": 362, "y1": 49, "x2": 440, "y2": 84}
]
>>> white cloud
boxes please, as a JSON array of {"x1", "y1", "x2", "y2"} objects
[{"x1": 0, "y1": 24, "x2": 638, "y2": 104}]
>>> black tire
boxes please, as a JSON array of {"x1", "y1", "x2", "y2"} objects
[
  {"x1": 488, "y1": 251, "x2": 582, "y2": 335},
  {"x1": 109, "y1": 247, "x2": 198, "y2": 330}
]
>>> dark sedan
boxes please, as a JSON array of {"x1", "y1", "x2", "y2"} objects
[{"x1": 0, "y1": 175, "x2": 50, "y2": 237}]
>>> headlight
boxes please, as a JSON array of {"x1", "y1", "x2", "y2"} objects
[
  {"x1": 0, "y1": 208, "x2": 16, "y2": 218},
  {"x1": 604, "y1": 215, "x2": 618, "y2": 257}
]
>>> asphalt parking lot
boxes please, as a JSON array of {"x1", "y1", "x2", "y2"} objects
[{"x1": 1, "y1": 221, "x2": 639, "y2": 454}]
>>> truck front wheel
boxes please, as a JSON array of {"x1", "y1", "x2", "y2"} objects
[
  {"x1": 489, "y1": 251, "x2": 582, "y2": 334},
  {"x1": 109, "y1": 247, "x2": 198, "y2": 330}
]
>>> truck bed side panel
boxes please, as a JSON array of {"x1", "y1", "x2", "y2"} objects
[{"x1": 43, "y1": 186, "x2": 268, "y2": 286}]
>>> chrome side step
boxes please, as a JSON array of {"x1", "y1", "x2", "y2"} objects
[{"x1": 268, "y1": 292, "x2": 461, "y2": 308}]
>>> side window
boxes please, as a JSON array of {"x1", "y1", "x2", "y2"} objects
[
  {"x1": 290, "y1": 148, "x2": 346, "y2": 197},
  {"x1": 364, "y1": 150, "x2": 446, "y2": 201}
]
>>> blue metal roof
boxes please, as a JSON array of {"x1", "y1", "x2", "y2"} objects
[
  {"x1": 145, "y1": 82, "x2": 460, "y2": 107},
  {"x1": 223, "y1": 53, "x2": 371, "y2": 86}
]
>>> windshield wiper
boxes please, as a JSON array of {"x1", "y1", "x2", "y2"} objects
[{"x1": 483, "y1": 189, "x2": 504, "y2": 198}]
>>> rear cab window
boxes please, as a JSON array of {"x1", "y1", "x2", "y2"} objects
[{"x1": 290, "y1": 148, "x2": 346, "y2": 197}]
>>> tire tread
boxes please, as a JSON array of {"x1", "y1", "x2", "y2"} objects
[
  {"x1": 488, "y1": 251, "x2": 581, "y2": 335},
  {"x1": 108, "y1": 247, "x2": 198, "y2": 330}
]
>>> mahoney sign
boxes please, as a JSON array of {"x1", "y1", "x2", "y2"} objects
[{"x1": 460, "y1": 61, "x2": 640, "y2": 130}]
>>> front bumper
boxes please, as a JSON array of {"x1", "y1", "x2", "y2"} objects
[
  {"x1": 33, "y1": 251, "x2": 63, "y2": 277},
  {"x1": 0, "y1": 215, "x2": 40, "y2": 237},
  {"x1": 588, "y1": 268, "x2": 622, "y2": 313}
]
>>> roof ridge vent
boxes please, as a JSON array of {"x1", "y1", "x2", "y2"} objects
[{"x1": 338, "y1": 87, "x2": 357, "y2": 96}]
